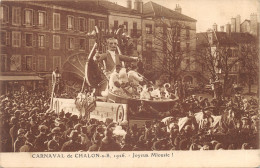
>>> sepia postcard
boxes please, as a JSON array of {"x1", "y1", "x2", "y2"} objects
[{"x1": 0, "y1": 0, "x2": 259, "y2": 167}]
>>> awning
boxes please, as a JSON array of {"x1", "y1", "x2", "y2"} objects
[{"x1": 0, "y1": 76, "x2": 44, "y2": 81}]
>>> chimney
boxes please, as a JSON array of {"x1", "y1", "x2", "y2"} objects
[
  {"x1": 134, "y1": 0, "x2": 143, "y2": 13},
  {"x1": 175, "y1": 4, "x2": 182, "y2": 14},
  {"x1": 231, "y1": 18, "x2": 236, "y2": 32},
  {"x1": 236, "y1": 15, "x2": 241, "y2": 32},
  {"x1": 220, "y1": 26, "x2": 224, "y2": 32},
  {"x1": 212, "y1": 23, "x2": 218, "y2": 32},
  {"x1": 250, "y1": 13, "x2": 258, "y2": 36},
  {"x1": 226, "y1": 23, "x2": 231, "y2": 34},
  {"x1": 127, "y1": 0, "x2": 132, "y2": 9}
]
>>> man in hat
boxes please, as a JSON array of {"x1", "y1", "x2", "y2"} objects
[
  {"x1": 60, "y1": 130, "x2": 82, "y2": 152},
  {"x1": 34, "y1": 125, "x2": 48, "y2": 151},
  {"x1": 9, "y1": 116, "x2": 19, "y2": 151},
  {"x1": 47, "y1": 127, "x2": 64, "y2": 151},
  {"x1": 14, "y1": 129, "x2": 26, "y2": 152},
  {"x1": 19, "y1": 131, "x2": 35, "y2": 152},
  {"x1": 93, "y1": 36, "x2": 138, "y2": 75},
  {"x1": 99, "y1": 129, "x2": 121, "y2": 151}
]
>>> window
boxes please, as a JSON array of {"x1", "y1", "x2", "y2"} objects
[
  {"x1": 25, "y1": 33, "x2": 33, "y2": 47},
  {"x1": 53, "y1": 13, "x2": 60, "y2": 30},
  {"x1": 38, "y1": 55, "x2": 46, "y2": 71},
  {"x1": 89, "y1": 18, "x2": 95, "y2": 32},
  {"x1": 98, "y1": 20, "x2": 105, "y2": 31},
  {"x1": 25, "y1": 55, "x2": 33, "y2": 71},
  {"x1": 53, "y1": 56, "x2": 61, "y2": 70},
  {"x1": 24, "y1": 9, "x2": 33, "y2": 26},
  {"x1": 12, "y1": 7, "x2": 21, "y2": 25},
  {"x1": 89, "y1": 38, "x2": 95, "y2": 51},
  {"x1": 123, "y1": 21, "x2": 128, "y2": 32},
  {"x1": 10, "y1": 55, "x2": 21, "y2": 71},
  {"x1": 38, "y1": 34, "x2": 45, "y2": 48},
  {"x1": 68, "y1": 37, "x2": 74, "y2": 49},
  {"x1": 0, "y1": 5, "x2": 9, "y2": 23},
  {"x1": 1, "y1": 31, "x2": 6, "y2": 45},
  {"x1": 79, "y1": 17, "x2": 85, "y2": 32},
  {"x1": 12, "y1": 31, "x2": 21, "y2": 47},
  {"x1": 79, "y1": 38, "x2": 85, "y2": 50},
  {"x1": 1, "y1": 54, "x2": 7, "y2": 72},
  {"x1": 145, "y1": 24, "x2": 152, "y2": 34},
  {"x1": 114, "y1": 20, "x2": 118, "y2": 29},
  {"x1": 186, "y1": 27, "x2": 190, "y2": 39},
  {"x1": 67, "y1": 15, "x2": 74, "y2": 30},
  {"x1": 53, "y1": 35, "x2": 60, "y2": 49},
  {"x1": 38, "y1": 11, "x2": 46, "y2": 27}
]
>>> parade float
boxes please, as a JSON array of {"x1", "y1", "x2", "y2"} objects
[{"x1": 50, "y1": 26, "x2": 178, "y2": 126}]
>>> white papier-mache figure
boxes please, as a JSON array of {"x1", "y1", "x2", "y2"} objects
[{"x1": 140, "y1": 85, "x2": 151, "y2": 100}]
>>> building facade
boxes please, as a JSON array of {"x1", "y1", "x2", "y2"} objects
[
  {"x1": 98, "y1": 0, "x2": 142, "y2": 57},
  {"x1": 196, "y1": 24, "x2": 257, "y2": 87},
  {"x1": 141, "y1": 1, "x2": 198, "y2": 84},
  {"x1": 0, "y1": 0, "x2": 199, "y2": 93},
  {"x1": 0, "y1": 1, "x2": 108, "y2": 94}
]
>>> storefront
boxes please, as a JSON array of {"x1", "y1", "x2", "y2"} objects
[{"x1": 0, "y1": 76, "x2": 44, "y2": 94}]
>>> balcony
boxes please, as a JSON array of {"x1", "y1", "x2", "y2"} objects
[{"x1": 130, "y1": 29, "x2": 142, "y2": 38}]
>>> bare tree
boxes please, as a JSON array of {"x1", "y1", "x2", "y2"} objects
[
  {"x1": 240, "y1": 43, "x2": 259, "y2": 93},
  {"x1": 153, "y1": 20, "x2": 195, "y2": 83},
  {"x1": 196, "y1": 32, "x2": 242, "y2": 97}
]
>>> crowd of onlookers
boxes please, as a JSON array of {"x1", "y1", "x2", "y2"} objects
[{"x1": 0, "y1": 88, "x2": 259, "y2": 152}]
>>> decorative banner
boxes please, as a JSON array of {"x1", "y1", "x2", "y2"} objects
[{"x1": 10, "y1": 55, "x2": 21, "y2": 71}]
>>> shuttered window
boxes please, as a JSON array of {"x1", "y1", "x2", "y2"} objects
[
  {"x1": 24, "y1": 9, "x2": 33, "y2": 26},
  {"x1": 25, "y1": 33, "x2": 33, "y2": 47},
  {"x1": 88, "y1": 18, "x2": 95, "y2": 32},
  {"x1": 53, "y1": 56, "x2": 61, "y2": 70},
  {"x1": 53, "y1": 35, "x2": 60, "y2": 49},
  {"x1": 1, "y1": 54, "x2": 8, "y2": 72},
  {"x1": 0, "y1": 5, "x2": 9, "y2": 23},
  {"x1": 12, "y1": 7, "x2": 21, "y2": 25},
  {"x1": 53, "y1": 13, "x2": 60, "y2": 30},
  {"x1": 79, "y1": 17, "x2": 85, "y2": 32},
  {"x1": 38, "y1": 55, "x2": 46, "y2": 71},
  {"x1": 67, "y1": 15, "x2": 74, "y2": 30},
  {"x1": 38, "y1": 11, "x2": 46, "y2": 27},
  {"x1": 12, "y1": 31, "x2": 21, "y2": 47},
  {"x1": 38, "y1": 34, "x2": 45, "y2": 48}
]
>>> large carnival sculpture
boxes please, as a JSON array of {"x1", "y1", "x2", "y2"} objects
[{"x1": 50, "y1": 25, "x2": 178, "y2": 122}]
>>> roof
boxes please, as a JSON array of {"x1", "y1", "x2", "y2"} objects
[
  {"x1": 215, "y1": 32, "x2": 236, "y2": 46},
  {"x1": 32, "y1": 1, "x2": 108, "y2": 15},
  {"x1": 143, "y1": 1, "x2": 196, "y2": 22},
  {"x1": 98, "y1": 1, "x2": 140, "y2": 15},
  {"x1": 197, "y1": 31, "x2": 255, "y2": 47},
  {"x1": 241, "y1": 19, "x2": 251, "y2": 25},
  {"x1": 196, "y1": 33, "x2": 210, "y2": 47},
  {"x1": 230, "y1": 32, "x2": 256, "y2": 43}
]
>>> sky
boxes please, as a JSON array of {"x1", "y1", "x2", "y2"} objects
[{"x1": 110, "y1": 0, "x2": 259, "y2": 32}]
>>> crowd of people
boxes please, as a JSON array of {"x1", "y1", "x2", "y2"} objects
[{"x1": 0, "y1": 87, "x2": 259, "y2": 152}]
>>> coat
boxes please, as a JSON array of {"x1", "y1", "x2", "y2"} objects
[
  {"x1": 60, "y1": 140, "x2": 82, "y2": 152},
  {"x1": 97, "y1": 51, "x2": 136, "y2": 72}
]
